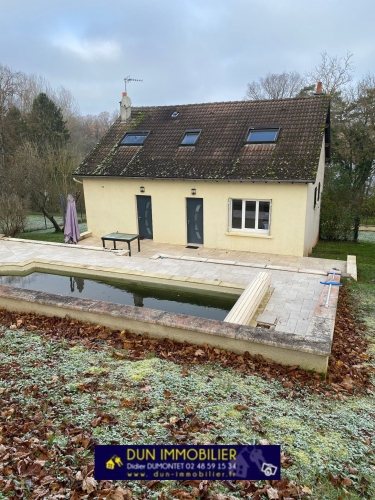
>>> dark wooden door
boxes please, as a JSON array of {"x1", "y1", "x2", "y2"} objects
[
  {"x1": 137, "y1": 196, "x2": 153, "y2": 239},
  {"x1": 187, "y1": 198, "x2": 203, "y2": 245}
]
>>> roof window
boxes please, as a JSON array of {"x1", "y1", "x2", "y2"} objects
[
  {"x1": 171, "y1": 111, "x2": 179, "y2": 118},
  {"x1": 181, "y1": 130, "x2": 201, "y2": 146},
  {"x1": 120, "y1": 131, "x2": 150, "y2": 146},
  {"x1": 246, "y1": 128, "x2": 279, "y2": 144}
]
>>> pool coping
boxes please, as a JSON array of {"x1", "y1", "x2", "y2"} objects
[
  {"x1": 0, "y1": 259, "x2": 337, "y2": 375},
  {"x1": 0, "y1": 236, "x2": 129, "y2": 255},
  {"x1": 0, "y1": 259, "x2": 245, "y2": 294},
  {"x1": 152, "y1": 253, "x2": 329, "y2": 276},
  {"x1": 0, "y1": 283, "x2": 331, "y2": 373}
]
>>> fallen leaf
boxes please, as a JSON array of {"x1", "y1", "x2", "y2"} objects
[
  {"x1": 82, "y1": 476, "x2": 97, "y2": 493},
  {"x1": 170, "y1": 490, "x2": 194, "y2": 499},
  {"x1": 113, "y1": 350, "x2": 126, "y2": 359},
  {"x1": 121, "y1": 399, "x2": 135, "y2": 408},
  {"x1": 82, "y1": 437, "x2": 90, "y2": 449},
  {"x1": 24, "y1": 462, "x2": 42, "y2": 476},
  {"x1": 140, "y1": 385, "x2": 152, "y2": 393},
  {"x1": 32, "y1": 487, "x2": 49, "y2": 498},
  {"x1": 267, "y1": 487, "x2": 279, "y2": 499},
  {"x1": 282, "y1": 381, "x2": 293, "y2": 388},
  {"x1": 90, "y1": 417, "x2": 102, "y2": 427},
  {"x1": 40, "y1": 475, "x2": 55, "y2": 485},
  {"x1": 110, "y1": 487, "x2": 132, "y2": 500},
  {"x1": 183, "y1": 405, "x2": 195, "y2": 416},
  {"x1": 34, "y1": 460, "x2": 46, "y2": 467},
  {"x1": 259, "y1": 439, "x2": 270, "y2": 445},
  {"x1": 234, "y1": 404, "x2": 249, "y2": 411},
  {"x1": 145, "y1": 480, "x2": 159, "y2": 489}
]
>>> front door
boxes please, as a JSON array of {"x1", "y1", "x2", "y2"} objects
[
  {"x1": 187, "y1": 198, "x2": 203, "y2": 245},
  {"x1": 137, "y1": 195, "x2": 153, "y2": 239}
]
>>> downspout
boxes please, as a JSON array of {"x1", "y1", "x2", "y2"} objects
[{"x1": 73, "y1": 177, "x2": 83, "y2": 184}]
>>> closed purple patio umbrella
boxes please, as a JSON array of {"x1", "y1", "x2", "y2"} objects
[{"x1": 64, "y1": 194, "x2": 80, "y2": 244}]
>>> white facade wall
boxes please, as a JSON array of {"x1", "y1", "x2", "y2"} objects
[
  {"x1": 303, "y1": 139, "x2": 326, "y2": 255},
  {"x1": 83, "y1": 177, "x2": 314, "y2": 256}
]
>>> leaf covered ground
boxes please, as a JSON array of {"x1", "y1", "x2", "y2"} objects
[{"x1": 0, "y1": 286, "x2": 374, "y2": 500}]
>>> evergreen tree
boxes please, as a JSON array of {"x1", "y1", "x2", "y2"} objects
[{"x1": 28, "y1": 92, "x2": 70, "y2": 149}]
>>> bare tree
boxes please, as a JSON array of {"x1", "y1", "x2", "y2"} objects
[
  {"x1": 11, "y1": 141, "x2": 81, "y2": 232},
  {"x1": 51, "y1": 85, "x2": 80, "y2": 119},
  {"x1": 68, "y1": 110, "x2": 118, "y2": 156},
  {"x1": 0, "y1": 64, "x2": 26, "y2": 170},
  {"x1": 9, "y1": 73, "x2": 79, "y2": 123},
  {"x1": 306, "y1": 51, "x2": 354, "y2": 95},
  {"x1": 245, "y1": 71, "x2": 306, "y2": 100},
  {"x1": 351, "y1": 74, "x2": 375, "y2": 129},
  {"x1": 0, "y1": 193, "x2": 27, "y2": 237}
]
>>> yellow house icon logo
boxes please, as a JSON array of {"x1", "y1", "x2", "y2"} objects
[{"x1": 106, "y1": 455, "x2": 123, "y2": 470}]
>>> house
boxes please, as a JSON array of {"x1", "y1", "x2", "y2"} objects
[{"x1": 73, "y1": 89, "x2": 330, "y2": 257}]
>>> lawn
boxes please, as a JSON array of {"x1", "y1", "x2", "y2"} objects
[
  {"x1": 16, "y1": 231, "x2": 66, "y2": 243},
  {"x1": 0, "y1": 238, "x2": 374, "y2": 499},
  {"x1": 360, "y1": 216, "x2": 375, "y2": 226},
  {"x1": 16, "y1": 222, "x2": 88, "y2": 244},
  {"x1": 311, "y1": 238, "x2": 375, "y2": 283},
  {"x1": 0, "y1": 284, "x2": 374, "y2": 499}
]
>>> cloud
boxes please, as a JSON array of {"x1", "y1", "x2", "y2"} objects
[
  {"x1": 1, "y1": 0, "x2": 375, "y2": 114},
  {"x1": 52, "y1": 34, "x2": 121, "y2": 62}
]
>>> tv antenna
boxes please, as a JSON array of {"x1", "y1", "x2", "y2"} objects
[{"x1": 124, "y1": 76, "x2": 143, "y2": 93}]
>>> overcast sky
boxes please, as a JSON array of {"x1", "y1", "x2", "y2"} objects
[{"x1": 1, "y1": 0, "x2": 375, "y2": 115}]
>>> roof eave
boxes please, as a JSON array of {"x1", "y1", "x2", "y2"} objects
[{"x1": 72, "y1": 174, "x2": 315, "y2": 183}]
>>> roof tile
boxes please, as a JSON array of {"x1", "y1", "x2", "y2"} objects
[{"x1": 74, "y1": 96, "x2": 330, "y2": 182}]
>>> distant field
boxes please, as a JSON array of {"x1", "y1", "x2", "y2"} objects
[
  {"x1": 360, "y1": 216, "x2": 375, "y2": 226},
  {"x1": 24, "y1": 213, "x2": 86, "y2": 232}
]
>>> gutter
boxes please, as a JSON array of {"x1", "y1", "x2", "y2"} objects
[{"x1": 72, "y1": 175, "x2": 315, "y2": 184}]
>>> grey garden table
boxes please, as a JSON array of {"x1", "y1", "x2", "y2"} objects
[{"x1": 101, "y1": 232, "x2": 140, "y2": 256}]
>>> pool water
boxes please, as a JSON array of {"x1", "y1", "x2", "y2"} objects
[{"x1": 0, "y1": 272, "x2": 238, "y2": 321}]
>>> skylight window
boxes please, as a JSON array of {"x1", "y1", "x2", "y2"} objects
[
  {"x1": 246, "y1": 128, "x2": 279, "y2": 144},
  {"x1": 171, "y1": 111, "x2": 179, "y2": 118},
  {"x1": 120, "y1": 131, "x2": 150, "y2": 146},
  {"x1": 181, "y1": 130, "x2": 201, "y2": 146}
]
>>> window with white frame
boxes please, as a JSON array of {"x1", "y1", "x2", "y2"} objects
[{"x1": 230, "y1": 199, "x2": 271, "y2": 232}]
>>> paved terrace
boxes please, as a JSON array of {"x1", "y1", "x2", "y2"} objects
[{"x1": 0, "y1": 237, "x2": 347, "y2": 336}]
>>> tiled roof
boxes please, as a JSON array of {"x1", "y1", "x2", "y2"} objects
[{"x1": 74, "y1": 96, "x2": 330, "y2": 182}]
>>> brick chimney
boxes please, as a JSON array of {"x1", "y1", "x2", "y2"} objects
[
  {"x1": 315, "y1": 82, "x2": 323, "y2": 94},
  {"x1": 120, "y1": 92, "x2": 131, "y2": 123}
]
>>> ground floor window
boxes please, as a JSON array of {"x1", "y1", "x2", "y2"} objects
[{"x1": 230, "y1": 199, "x2": 271, "y2": 232}]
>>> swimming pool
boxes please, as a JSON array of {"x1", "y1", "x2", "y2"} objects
[{"x1": 0, "y1": 271, "x2": 238, "y2": 321}]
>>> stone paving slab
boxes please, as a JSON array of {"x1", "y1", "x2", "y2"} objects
[{"x1": 0, "y1": 237, "x2": 347, "y2": 335}]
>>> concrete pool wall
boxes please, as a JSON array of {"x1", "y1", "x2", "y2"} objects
[{"x1": 0, "y1": 259, "x2": 339, "y2": 375}]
